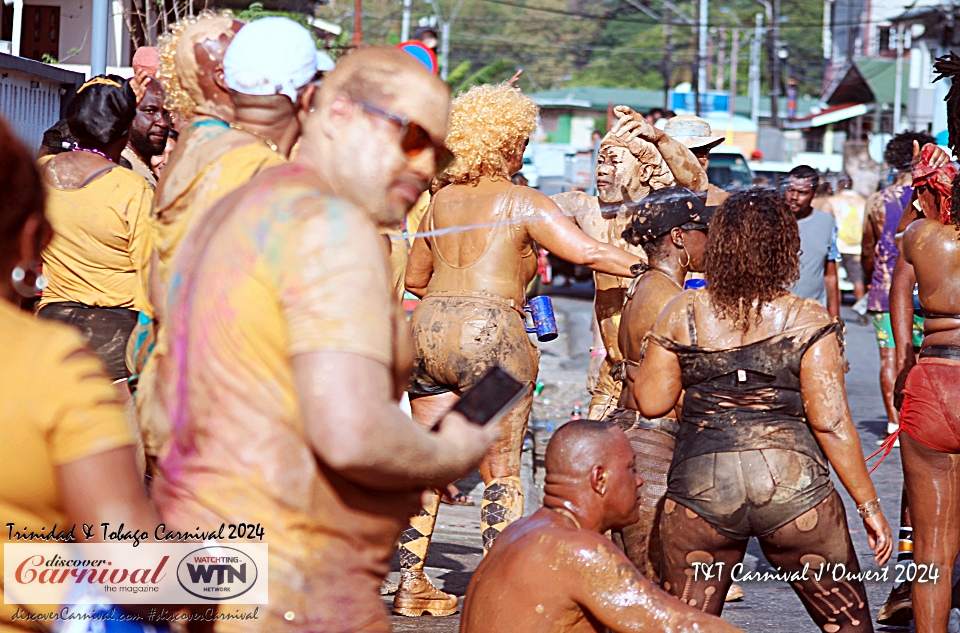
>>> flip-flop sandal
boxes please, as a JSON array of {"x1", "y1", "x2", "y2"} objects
[{"x1": 440, "y1": 491, "x2": 475, "y2": 506}]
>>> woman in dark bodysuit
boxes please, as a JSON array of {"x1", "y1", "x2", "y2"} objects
[
  {"x1": 607, "y1": 186, "x2": 710, "y2": 583},
  {"x1": 637, "y1": 189, "x2": 892, "y2": 632}
]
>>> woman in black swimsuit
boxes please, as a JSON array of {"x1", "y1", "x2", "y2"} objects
[{"x1": 637, "y1": 189, "x2": 892, "y2": 632}]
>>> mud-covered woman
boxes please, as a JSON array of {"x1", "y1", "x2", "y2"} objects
[
  {"x1": 636, "y1": 189, "x2": 892, "y2": 631},
  {"x1": 394, "y1": 83, "x2": 641, "y2": 616},
  {"x1": 887, "y1": 122, "x2": 960, "y2": 629},
  {"x1": 604, "y1": 185, "x2": 710, "y2": 583}
]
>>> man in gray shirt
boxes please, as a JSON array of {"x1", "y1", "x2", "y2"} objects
[{"x1": 784, "y1": 165, "x2": 841, "y2": 317}]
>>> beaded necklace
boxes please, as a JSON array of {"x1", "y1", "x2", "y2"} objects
[{"x1": 72, "y1": 147, "x2": 114, "y2": 162}]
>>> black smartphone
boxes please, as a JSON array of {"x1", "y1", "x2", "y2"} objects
[{"x1": 433, "y1": 366, "x2": 527, "y2": 430}]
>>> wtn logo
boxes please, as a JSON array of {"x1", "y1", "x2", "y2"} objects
[
  {"x1": 186, "y1": 563, "x2": 247, "y2": 585},
  {"x1": 177, "y1": 547, "x2": 258, "y2": 600}
]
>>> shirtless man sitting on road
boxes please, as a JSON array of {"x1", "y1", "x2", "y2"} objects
[{"x1": 461, "y1": 420, "x2": 742, "y2": 633}]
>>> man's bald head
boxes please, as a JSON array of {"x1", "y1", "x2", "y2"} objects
[
  {"x1": 545, "y1": 420, "x2": 623, "y2": 478},
  {"x1": 543, "y1": 420, "x2": 641, "y2": 532}
]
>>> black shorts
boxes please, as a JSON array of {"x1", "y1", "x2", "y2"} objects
[{"x1": 37, "y1": 302, "x2": 138, "y2": 382}]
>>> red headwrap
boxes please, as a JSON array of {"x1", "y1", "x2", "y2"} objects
[{"x1": 912, "y1": 143, "x2": 957, "y2": 225}]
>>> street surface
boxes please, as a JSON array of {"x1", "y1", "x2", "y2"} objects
[{"x1": 384, "y1": 292, "x2": 915, "y2": 632}]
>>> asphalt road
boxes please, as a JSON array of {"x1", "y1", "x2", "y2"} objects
[{"x1": 384, "y1": 294, "x2": 917, "y2": 633}]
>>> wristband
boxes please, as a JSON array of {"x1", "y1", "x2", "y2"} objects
[
  {"x1": 590, "y1": 348, "x2": 607, "y2": 358},
  {"x1": 857, "y1": 499, "x2": 881, "y2": 519}
]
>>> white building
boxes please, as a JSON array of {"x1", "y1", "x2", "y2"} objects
[{"x1": 1, "y1": 0, "x2": 131, "y2": 67}]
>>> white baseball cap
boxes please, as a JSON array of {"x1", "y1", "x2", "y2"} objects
[{"x1": 223, "y1": 17, "x2": 330, "y2": 102}]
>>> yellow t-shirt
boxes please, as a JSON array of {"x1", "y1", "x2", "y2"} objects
[
  {"x1": 152, "y1": 126, "x2": 287, "y2": 293},
  {"x1": 0, "y1": 301, "x2": 134, "y2": 631},
  {"x1": 147, "y1": 162, "x2": 415, "y2": 633},
  {"x1": 134, "y1": 127, "x2": 287, "y2": 453},
  {"x1": 39, "y1": 164, "x2": 153, "y2": 313}
]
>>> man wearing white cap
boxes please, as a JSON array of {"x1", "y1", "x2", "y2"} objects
[
  {"x1": 148, "y1": 46, "x2": 494, "y2": 632},
  {"x1": 137, "y1": 16, "x2": 325, "y2": 466},
  {"x1": 663, "y1": 114, "x2": 729, "y2": 207}
]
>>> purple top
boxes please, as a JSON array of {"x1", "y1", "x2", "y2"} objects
[{"x1": 867, "y1": 185, "x2": 913, "y2": 312}]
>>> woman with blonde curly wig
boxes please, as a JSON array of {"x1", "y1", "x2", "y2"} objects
[
  {"x1": 636, "y1": 189, "x2": 892, "y2": 629},
  {"x1": 157, "y1": 11, "x2": 241, "y2": 123},
  {"x1": 394, "y1": 83, "x2": 642, "y2": 617}
]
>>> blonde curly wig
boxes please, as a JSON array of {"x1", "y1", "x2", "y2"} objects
[
  {"x1": 443, "y1": 83, "x2": 538, "y2": 185},
  {"x1": 157, "y1": 11, "x2": 236, "y2": 119}
]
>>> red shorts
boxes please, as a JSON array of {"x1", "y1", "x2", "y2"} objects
[{"x1": 900, "y1": 358, "x2": 960, "y2": 453}]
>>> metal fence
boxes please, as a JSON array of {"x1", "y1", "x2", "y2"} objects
[{"x1": 0, "y1": 53, "x2": 83, "y2": 152}]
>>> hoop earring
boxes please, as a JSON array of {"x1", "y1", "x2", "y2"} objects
[
  {"x1": 11, "y1": 262, "x2": 47, "y2": 298},
  {"x1": 678, "y1": 245, "x2": 691, "y2": 269}
]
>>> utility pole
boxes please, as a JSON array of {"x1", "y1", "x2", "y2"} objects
[
  {"x1": 663, "y1": 23, "x2": 673, "y2": 109},
  {"x1": 350, "y1": 0, "x2": 363, "y2": 46},
  {"x1": 697, "y1": 0, "x2": 708, "y2": 114},
  {"x1": 428, "y1": 0, "x2": 467, "y2": 80},
  {"x1": 769, "y1": 0, "x2": 781, "y2": 127},
  {"x1": 7, "y1": 0, "x2": 23, "y2": 57},
  {"x1": 729, "y1": 26, "x2": 740, "y2": 116},
  {"x1": 711, "y1": 28, "x2": 720, "y2": 90},
  {"x1": 91, "y1": 0, "x2": 109, "y2": 75},
  {"x1": 893, "y1": 22, "x2": 905, "y2": 132},
  {"x1": 401, "y1": 0, "x2": 411, "y2": 41},
  {"x1": 750, "y1": 13, "x2": 763, "y2": 125}
]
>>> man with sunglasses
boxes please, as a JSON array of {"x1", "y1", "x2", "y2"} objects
[
  {"x1": 552, "y1": 106, "x2": 707, "y2": 422},
  {"x1": 147, "y1": 48, "x2": 497, "y2": 633}
]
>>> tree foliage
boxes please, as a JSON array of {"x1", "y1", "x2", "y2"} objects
[{"x1": 310, "y1": 0, "x2": 824, "y2": 98}]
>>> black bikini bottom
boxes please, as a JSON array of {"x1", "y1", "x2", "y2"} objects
[
  {"x1": 919, "y1": 345, "x2": 960, "y2": 361},
  {"x1": 37, "y1": 302, "x2": 138, "y2": 382}
]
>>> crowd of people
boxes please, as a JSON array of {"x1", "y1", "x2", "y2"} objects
[{"x1": 2, "y1": 10, "x2": 960, "y2": 633}]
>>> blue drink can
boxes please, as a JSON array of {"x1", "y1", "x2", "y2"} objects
[
  {"x1": 525, "y1": 295, "x2": 558, "y2": 342},
  {"x1": 684, "y1": 278, "x2": 707, "y2": 290}
]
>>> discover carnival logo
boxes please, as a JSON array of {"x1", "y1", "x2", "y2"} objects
[
  {"x1": 3, "y1": 543, "x2": 268, "y2": 605},
  {"x1": 176, "y1": 547, "x2": 258, "y2": 600}
]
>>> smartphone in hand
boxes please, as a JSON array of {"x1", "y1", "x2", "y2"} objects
[{"x1": 431, "y1": 366, "x2": 527, "y2": 430}]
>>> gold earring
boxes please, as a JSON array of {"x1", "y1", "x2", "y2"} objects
[{"x1": 678, "y1": 245, "x2": 691, "y2": 268}]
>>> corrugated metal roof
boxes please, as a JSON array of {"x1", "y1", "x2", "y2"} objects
[
  {"x1": 528, "y1": 86, "x2": 666, "y2": 112},
  {"x1": 822, "y1": 57, "x2": 910, "y2": 106},
  {"x1": 529, "y1": 86, "x2": 814, "y2": 118}
]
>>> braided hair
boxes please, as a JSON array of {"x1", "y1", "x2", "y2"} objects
[
  {"x1": 931, "y1": 53, "x2": 960, "y2": 235},
  {"x1": 934, "y1": 52, "x2": 960, "y2": 158}
]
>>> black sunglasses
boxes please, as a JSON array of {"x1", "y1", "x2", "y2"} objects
[{"x1": 354, "y1": 101, "x2": 455, "y2": 174}]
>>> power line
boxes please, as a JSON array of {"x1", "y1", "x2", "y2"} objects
[{"x1": 476, "y1": 0, "x2": 919, "y2": 31}]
